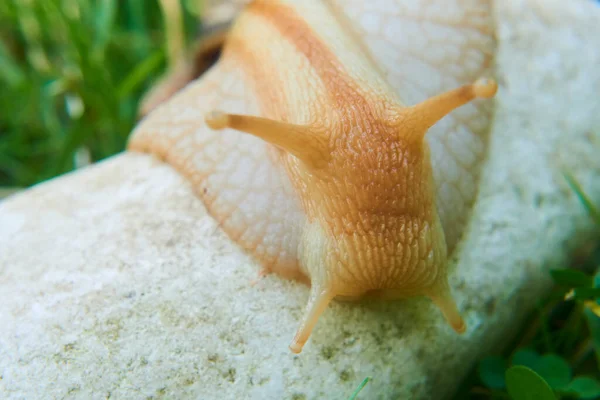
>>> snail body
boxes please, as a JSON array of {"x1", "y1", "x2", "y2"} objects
[{"x1": 130, "y1": 0, "x2": 496, "y2": 353}]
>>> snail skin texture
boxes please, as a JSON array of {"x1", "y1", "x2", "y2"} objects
[{"x1": 129, "y1": 0, "x2": 496, "y2": 353}]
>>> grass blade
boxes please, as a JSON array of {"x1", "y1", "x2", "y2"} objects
[
  {"x1": 348, "y1": 377, "x2": 371, "y2": 400},
  {"x1": 564, "y1": 172, "x2": 600, "y2": 227}
]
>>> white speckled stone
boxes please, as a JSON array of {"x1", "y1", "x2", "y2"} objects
[{"x1": 1, "y1": 0, "x2": 599, "y2": 398}]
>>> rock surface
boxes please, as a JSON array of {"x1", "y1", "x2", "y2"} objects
[{"x1": 1, "y1": 0, "x2": 600, "y2": 399}]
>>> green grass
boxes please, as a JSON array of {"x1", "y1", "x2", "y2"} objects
[
  {"x1": 0, "y1": 0, "x2": 198, "y2": 187},
  {"x1": 455, "y1": 175, "x2": 600, "y2": 399}
]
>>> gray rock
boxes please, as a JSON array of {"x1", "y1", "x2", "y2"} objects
[{"x1": 1, "y1": 0, "x2": 599, "y2": 398}]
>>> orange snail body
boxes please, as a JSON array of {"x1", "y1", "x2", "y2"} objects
[{"x1": 130, "y1": 0, "x2": 497, "y2": 353}]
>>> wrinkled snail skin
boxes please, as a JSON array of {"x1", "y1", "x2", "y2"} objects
[{"x1": 129, "y1": 0, "x2": 497, "y2": 354}]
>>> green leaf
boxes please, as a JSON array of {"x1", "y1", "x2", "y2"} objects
[
  {"x1": 573, "y1": 288, "x2": 600, "y2": 301},
  {"x1": 594, "y1": 272, "x2": 600, "y2": 290},
  {"x1": 550, "y1": 269, "x2": 592, "y2": 288},
  {"x1": 478, "y1": 356, "x2": 507, "y2": 389},
  {"x1": 512, "y1": 348, "x2": 540, "y2": 370},
  {"x1": 347, "y1": 376, "x2": 370, "y2": 400},
  {"x1": 505, "y1": 366, "x2": 556, "y2": 400},
  {"x1": 533, "y1": 354, "x2": 571, "y2": 390},
  {"x1": 565, "y1": 377, "x2": 600, "y2": 399},
  {"x1": 584, "y1": 308, "x2": 600, "y2": 369}
]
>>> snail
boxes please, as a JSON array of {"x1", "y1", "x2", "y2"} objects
[{"x1": 129, "y1": 0, "x2": 496, "y2": 353}]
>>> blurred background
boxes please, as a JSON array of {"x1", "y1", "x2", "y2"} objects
[{"x1": 0, "y1": 0, "x2": 201, "y2": 191}]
